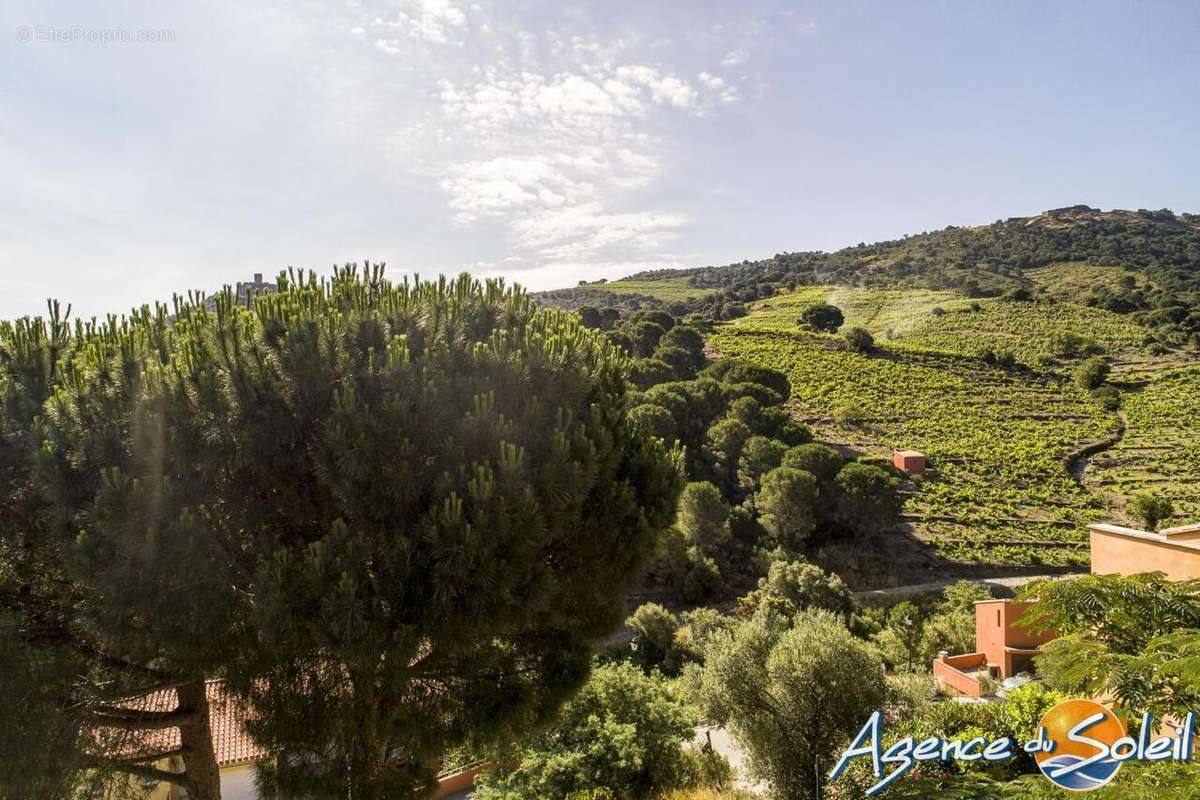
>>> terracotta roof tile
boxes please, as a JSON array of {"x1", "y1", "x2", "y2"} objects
[{"x1": 115, "y1": 681, "x2": 263, "y2": 767}]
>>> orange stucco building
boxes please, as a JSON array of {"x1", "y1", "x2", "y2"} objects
[
  {"x1": 1089, "y1": 522, "x2": 1200, "y2": 580},
  {"x1": 973, "y1": 599, "x2": 1055, "y2": 678},
  {"x1": 935, "y1": 520, "x2": 1200, "y2": 697},
  {"x1": 933, "y1": 599, "x2": 1055, "y2": 697}
]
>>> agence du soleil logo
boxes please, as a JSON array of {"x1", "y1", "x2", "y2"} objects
[{"x1": 829, "y1": 698, "x2": 1196, "y2": 795}]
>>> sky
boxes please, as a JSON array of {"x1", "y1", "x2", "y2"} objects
[{"x1": 2, "y1": 0, "x2": 1198, "y2": 320}]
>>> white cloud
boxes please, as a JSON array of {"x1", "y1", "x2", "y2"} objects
[
  {"x1": 721, "y1": 49, "x2": 749, "y2": 67},
  {"x1": 430, "y1": 45, "x2": 737, "y2": 267},
  {"x1": 440, "y1": 157, "x2": 589, "y2": 219},
  {"x1": 613, "y1": 65, "x2": 698, "y2": 109},
  {"x1": 373, "y1": 0, "x2": 468, "y2": 47},
  {"x1": 346, "y1": 2, "x2": 749, "y2": 278},
  {"x1": 436, "y1": 62, "x2": 716, "y2": 138},
  {"x1": 512, "y1": 203, "x2": 689, "y2": 262},
  {"x1": 698, "y1": 71, "x2": 739, "y2": 103}
]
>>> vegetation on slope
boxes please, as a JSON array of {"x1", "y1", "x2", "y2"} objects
[
  {"x1": 1088, "y1": 364, "x2": 1200, "y2": 524},
  {"x1": 535, "y1": 207, "x2": 1200, "y2": 575},
  {"x1": 672, "y1": 206, "x2": 1200, "y2": 309},
  {"x1": 710, "y1": 298, "x2": 1115, "y2": 569}
]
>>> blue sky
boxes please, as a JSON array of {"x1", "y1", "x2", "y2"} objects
[{"x1": 2, "y1": 0, "x2": 1198, "y2": 319}]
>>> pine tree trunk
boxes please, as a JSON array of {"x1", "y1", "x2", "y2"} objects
[{"x1": 177, "y1": 680, "x2": 223, "y2": 800}]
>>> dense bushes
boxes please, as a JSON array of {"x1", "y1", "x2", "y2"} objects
[
  {"x1": 868, "y1": 581, "x2": 993, "y2": 672},
  {"x1": 473, "y1": 662, "x2": 715, "y2": 800},
  {"x1": 1074, "y1": 356, "x2": 1110, "y2": 390},
  {"x1": 690, "y1": 609, "x2": 886, "y2": 800},
  {"x1": 627, "y1": 346, "x2": 903, "y2": 601},
  {"x1": 799, "y1": 302, "x2": 845, "y2": 332}
]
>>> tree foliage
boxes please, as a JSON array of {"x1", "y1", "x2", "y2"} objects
[
  {"x1": 842, "y1": 327, "x2": 874, "y2": 353},
  {"x1": 0, "y1": 269, "x2": 684, "y2": 800},
  {"x1": 1128, "y1": 491, "x2": 1175, "y2": 530},
  {"x1": 834, "y1": 463, "x2": 903, "y2": 536},
  {"x1": 678, "y1": 482, "x2": 731, "y2": 552},
  {"x1": 799, "y1": 303, "x2": 845, "y2": 333},
  {"x1": 473, "y1": 662, "x2": 700, "y2": 800},
  {"x1": 738, "y1": 560, "x2": 852, "y2": 622},
  {"x1": 1020, "y1": 572, "x2": 1200, "y2": 719},
  {"x1": 755, "y1": 468, "x2": 819, "y2": 551},
  {"x1": 1074, "y1": 356, "x2": 1110, "y2": 390},
  {"x1": 691, "y1": 609, "x2": 886, "y2": 800}
]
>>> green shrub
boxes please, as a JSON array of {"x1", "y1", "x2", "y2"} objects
[
  {"x1": 1129, "y1": 492, "x2": 1174, "y2": 530},
  {"x1": 843, "y1": 327, "x2": 875, "y2": 353},
  {"x1": 627, "y1": 603, "x2": 679, "y2": 673},
  {"x1": 1074, "y1": 356, "x2": 1110, "y2": 390},
  {"x1": 683, "y1": 548, "x2": 723, "y2": 603},
  {"x1": 1091, "y1": 385, "x2": 1121, "y2": 411},
  {"x1": 799, "y1": 303, "x2": 845, "y2": 333},
  {"x1": 738, "y1": 559, "x2": 852, "y2": 621},
  {"x1": 474, "y1": 663, "x2": 698, "y2": 800}
]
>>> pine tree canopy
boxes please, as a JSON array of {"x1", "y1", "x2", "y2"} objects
[{"x1": 0, "y1": 267, "x2": 683, "y2": 800}]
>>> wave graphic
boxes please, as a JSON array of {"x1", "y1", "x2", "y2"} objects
[{"x1": 1039, "y1": 754, "x2": 1121, "y2": 790}]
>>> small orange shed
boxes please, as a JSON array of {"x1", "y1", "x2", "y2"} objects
[{"x1": 892, "y1": 449, "x2": 926, "y2": 476}]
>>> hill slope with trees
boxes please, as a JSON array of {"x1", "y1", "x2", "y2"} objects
[
  {"x1": 541, "y1": 206, "x2": 1200, "y2": 328},
  {"x1": 540, "y1": 206, "x2": 1200, "y2": 586}
]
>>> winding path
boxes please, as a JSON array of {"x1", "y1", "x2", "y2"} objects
[{"x1": 1065, "y1": 410, "x2": 1127, "y2": 485}]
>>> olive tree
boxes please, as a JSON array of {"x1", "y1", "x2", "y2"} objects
[
  {"x1": 474, "y1": 662, "x2": 699, "y2": 800},
  {"x1": 738, "y1": 560, "x2": 852, "y2": 622},
  {"x1": 691, "y1": 609, "x2": 886, "y2": 800}
]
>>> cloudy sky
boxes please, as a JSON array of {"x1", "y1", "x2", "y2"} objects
[{"x1": 2, "y1": 1, "x2": 1198, "y2": 319}]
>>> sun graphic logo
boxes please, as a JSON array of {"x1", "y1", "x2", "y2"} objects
[{"x1": 1034, "y1": 699, "x2": 1125, "y2": 791}]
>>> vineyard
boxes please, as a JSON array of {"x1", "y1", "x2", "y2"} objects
[
  {"x1": 1086, "y1": 365, "x2": 1200, "y2": 524},
  {"x1": 740, "y1": 287, "x2": 1147, "y2": 369},
  {"x1": 712, "y1": 286, "x2": 1199, "y2": 570},
  {"x1": 582, "y1": 276, "x2": 718, "y2": 303}
]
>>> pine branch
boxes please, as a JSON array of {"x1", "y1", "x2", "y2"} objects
[
  {"x1": 110, "y1": 746, "x2": 189, "y2": 764},
  {"x1": 87, "y1": 706, "x2": 199, "y2": 731},
  {"x1": 5, "y1": 586, "x2": 173, "y2": 683}
]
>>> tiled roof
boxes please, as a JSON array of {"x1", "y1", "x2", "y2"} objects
[{"x1": 116, "y1": 680, "x2": 263, "y2": 767}]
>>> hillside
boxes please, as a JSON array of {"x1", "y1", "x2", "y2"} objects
[
  {"x1": 540, "y1": 206, "x2": 1200, "y2": 322},
  {"x1": 539, "y1": 207, "x2": 1200, "y2": 586},
  {"x1": 709, "y1": 287, "x2": 1185, "y2": 581}
]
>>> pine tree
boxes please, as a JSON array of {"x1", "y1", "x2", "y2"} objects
[{"x1": 0, "y1": 269, "x2": 683, "y2": 799}]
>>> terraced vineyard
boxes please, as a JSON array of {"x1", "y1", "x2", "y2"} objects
[
  {"x1": 1086, "y1": 366, "x2": 1200, "y2": 524},
  {"x1": 741, "y1": 287, "x2": 1147, "y2": 369},
  {"x1": 581, "y1": 276, "x2": 718, "y2": 303},
  {"x1": 536, "y1": 274, "x2": 719, "y2": 312},
  {"x1": 711, "y1": 286, "x2": 1197, "y2": 570}
]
